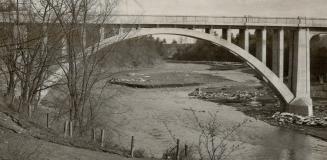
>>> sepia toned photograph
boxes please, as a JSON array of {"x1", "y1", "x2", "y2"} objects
[{"x1": 0, "y1": 0, "x2": 326, "y2": 159}]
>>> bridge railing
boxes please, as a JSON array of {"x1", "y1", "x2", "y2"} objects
[
  {"x1": 110, "y1": 15, "x2": 247, "y2": 25},
  {"x1": 2, "y1": 12, "x2": 327, "y2": 28},
  {"x1": 246, "y1": 16, "x2": 299, "y2": 26},
  {"x1": 305, "y1": 18, "x2": 327, "y2": 27},
  {"x1": 108, "y1": 15, "x2": 327, "y2": 27}
]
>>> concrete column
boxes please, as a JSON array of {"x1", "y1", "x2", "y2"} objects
[
  {"x1": 136, "y1": 24, "x2": 141, "y2": 30},
  {"x1": 272, "y1": 29, "x2": 284, "y2": 80},
  {"x1": 205, "y1": 28, "x2": 211, "y2": 34},
  {"x1": 118, "y1": 26, "x2": 124, "y2": 35},
  {"x1": 81, "y1": 26, "x2": 86, "y2": 48},
  {"x1": 42, "y1": 25, "x2": 48, "y2": 54},
  {"x1": 255, "y1": 28, "x2": 267, "y2": 65},
  {"x1": 61, "y1": 37, "x2": 68, "y2": 55},
  {"x1": 210, "y1": 29, "x2": 217, "y2": 36},
  {"x1": 287, "y1": 30, "x2": 294, "y2": 90},
  {"x1": 13, "y1": 25, "x2": 19, "y2": 42},
  {"x1": 222, "y1": 28, "x2": 232, "y2": 42},
  {"x1": 288, "y1": 28, "x2": 313, "y2": 116},
  {"x1": 239, "y1": 28, "x2": 249, "y2": 52},
  {"x1": 13, "y1": 24, "x2": 27, "y2": 45},
  {"x1": 99, "y1": 26, "x2": 105, "y2": 41}
]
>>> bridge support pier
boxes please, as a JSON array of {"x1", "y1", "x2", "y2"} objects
[
  {"x1": 118, "y1": 27, "x2": 124, "y2": 35},
  {"x1": 99, "y1": 26, "x2": 105, "y2": 41},
  {"x1": 272, "y1": 29, "x2": 284, "y2": 80},
  {"x1": 13, "y1": 24, "x2": 27, "y2": 45},
  {"x1": 239, "y1": 28, "x2": 249, "y2": 52},
  {"x1": 41, "y1": 25, "x2": 48, "y2": 54},
  {"x1": 61, "y1": 37, "x2": 68, "y2": 55},
  {"x1": 287, "y1": 28, "x2": 313, "y2": 116},
  {"x1": 205, "y1": 28, "x2": 211, "y2": 34},
  {"x1": 287, "y1": 30, "x2": 295, "y2": 89},
  {"x1": 222, "y1": 28, "x2": 232, "y2": 42},
  {"x1": 255, "y1": 28, "x2": 267, "y2": 65},
  {"x1": 81, "y1": 26, "x2": 87, "y2": 48}
]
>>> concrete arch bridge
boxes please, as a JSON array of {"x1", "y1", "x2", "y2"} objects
[{"x1": 38, "y1": 15, "x2": 327, "y2": 116}]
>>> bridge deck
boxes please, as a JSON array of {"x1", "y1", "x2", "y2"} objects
[
  {"x1": 2, "y1": 12, "x2": 327, "y2": 28},
  {"x1": 106, "y1": 15, "x2": 327, "y2": 28}
]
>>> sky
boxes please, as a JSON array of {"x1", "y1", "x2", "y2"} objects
[
  {"x1": 115, "y1": 0, "x2": 327, "y2": 18},
  {"x1": 114, "y1": 0, "x2": 327, "y2": 43}
]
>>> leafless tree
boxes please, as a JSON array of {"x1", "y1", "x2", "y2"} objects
[
  {"x1": 0, "y1": 0, "x2": 22, "y2": 107},
  {"x1": 43, "y1": 0, "x2": 122, "y2": 134},
  {"x1": 0, "y1": 0, "x2": 132, "y2": 136},
  {"x1": 190, "y1": 109, "x2": 246, "y2": 160},
  {"x1": 0, "y1": 0, "x2": 64, "y2": 117}
]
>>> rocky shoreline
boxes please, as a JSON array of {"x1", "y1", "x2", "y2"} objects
[
  {"x1": 272, "y1": 112, "x2": 327, "y2": 126},
  {"x1": 188, "y1": 86, "x2": 327, "y2": 141}
]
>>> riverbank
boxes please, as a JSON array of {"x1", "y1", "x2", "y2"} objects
[
  {"x1": 102, "y1": 61, "x2": 327, "y2": 159},
  {"x1": 188, "y1": 62, "x2": 327, "y2": 142},
  {"x1": 189, "y1": 85, "x2": 327, "y2": 141},
  {"x1": 0, "y1": 104, "x2": 151, "y2": 160},
  {"x1": 37, "y1": 61, "x2": 327, "y2": 159},
  {"x1": 109, "y1": 61, "x2": 327, "y2": 142}
]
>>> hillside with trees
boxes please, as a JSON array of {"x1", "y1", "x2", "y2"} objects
[
  {"x1": 97, "y1": 36, "x2": 168, "y2": 70},
  {"x1": 171, "y1": 39, "x2": 241, "y2": 62}
]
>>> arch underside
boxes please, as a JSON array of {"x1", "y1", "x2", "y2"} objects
[
  {"x1": 95, "y1": 28, "x2": 295, "y2": 103},
  {"x1": 44, "y1": 28, "x2": 295, "y2": 103}
]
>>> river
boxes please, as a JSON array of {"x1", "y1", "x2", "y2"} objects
[{"x1": 99, "y1": 62, "x2": 327, "y2": 159}]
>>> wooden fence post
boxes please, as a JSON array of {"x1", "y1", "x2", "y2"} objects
[
  {"x1": 69, "y1": 121, "x2": 73, "y2": 137},
  {"x1": 64, "y1": 121, "x2": 69, "y2": 137},
  {"x1": 130, "y1": 136, "x2": 135, "y2": 157},
  {"x1": 28, "y1": 105, "x2": 32, "y2": 118},
  {"x1": 100, "y1": 129, "x2": 105, "y2": 147},
  {"x1": 69, "y1": 109, "x2": 72, "y2": 121},
  {"x1": 176, "y1": 139, "x2": 180, "y2": 160},
  {"x1": 46, "y1": 113, "x2": 49, "y2": 128},
  {"x1": 92, "y1": 128, "x2": 96, "y2": 142}
]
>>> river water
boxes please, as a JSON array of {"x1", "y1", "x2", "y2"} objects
[{"x1": 100, "y1": 62, "x2": 327, "y2": 159}]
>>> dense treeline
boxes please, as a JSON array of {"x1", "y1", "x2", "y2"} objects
[
  {"x1": 169, "y1": 33, "x2": 327, "y2": 83},
  {"x1": 311, "y1": 47, "x2": 327, "y2": 76},
  {"x1": 97, "y1": 36, "x2": 168, "y2": 70},
  {"x1": 171, "y1": 39, "x2": 241, "y2": 62},
  {"x1": 311, "y1": 36, "x2": 327, "y2": 82}
]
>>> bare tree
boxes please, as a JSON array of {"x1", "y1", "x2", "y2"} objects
[
  {"x1": 0, "y1": 0, "x2": 22, "y2": 107},
  {"x1": 190, "y1": 109, "x2": 246, "y2": 160},
  {"x1": 44, "y1": 0, "x2": 121, "y2": 134},
  {"x1": 0, "y1": 0, "x2": 130, "y2": 136},
  {"x1": 0, "y1": 0, "x2": 64, "y2": 117}
]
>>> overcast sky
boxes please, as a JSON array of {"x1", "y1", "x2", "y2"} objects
[{"x1": 115, "y1": 0, "x2": 327, "y2": 18}]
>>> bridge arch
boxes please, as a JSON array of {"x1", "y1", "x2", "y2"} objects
[{"x1": 43, "y1": 28, "x2": 295, "y2": 104}]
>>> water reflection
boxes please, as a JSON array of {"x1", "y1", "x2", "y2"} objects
[{"x1": 255, "y1": 128, "x2": 314, "y2": 160}]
